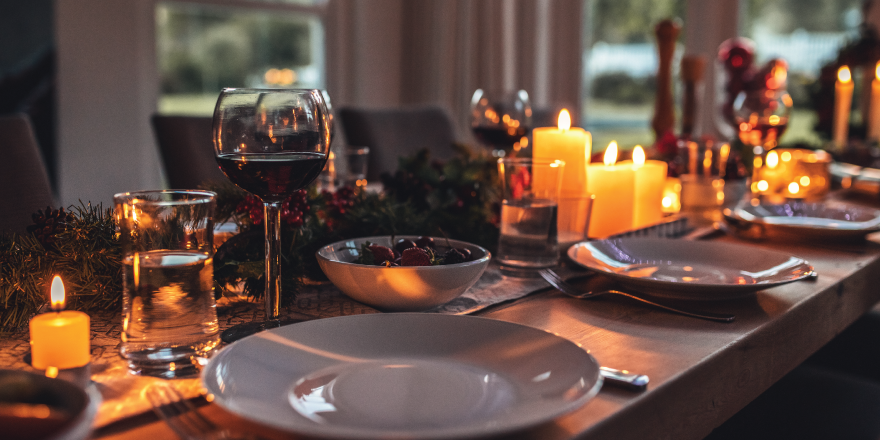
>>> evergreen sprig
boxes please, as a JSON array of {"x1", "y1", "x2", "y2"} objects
[{"x1": 0, "y1": 203, "x2": 120, "y2": 330}]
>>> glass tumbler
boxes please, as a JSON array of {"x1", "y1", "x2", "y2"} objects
[
  {"x1": 114, "y1": 190, "x2": 219, "y2": 378},
  {"x1": 496, "y1": 158, "x2": 564, "y2": 270}
]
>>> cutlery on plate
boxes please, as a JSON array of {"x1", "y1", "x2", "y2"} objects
[
  {"x1": 599, "y1": 367, "x2": 649, "y2": 392},
  {"x1": 146, "y1": 383, "x2": 258, "y2": 440},
  {"x1": 538, "y1": 269, "x2": 736, "y2": 323}
]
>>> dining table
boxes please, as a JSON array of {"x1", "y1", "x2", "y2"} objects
[{"x1": 3, "y1": 192, "x2": 880, "y2": 440}]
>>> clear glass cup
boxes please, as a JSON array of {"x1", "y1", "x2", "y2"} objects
[
  {"x1": 114, "y1": 190, "x2": 219, "y2": 378},
  {"x1": 343, "y1": 146, "x2": 370, "y2": 187},
  {"x1": 496, "y1": 158, "x2": 564, "y2": 270}
]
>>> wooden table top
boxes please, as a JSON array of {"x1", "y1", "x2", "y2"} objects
[{"x1": 90, "y1": 230, "x2": 880, "y2": 440}]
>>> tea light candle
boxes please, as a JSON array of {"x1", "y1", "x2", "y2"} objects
[
  {"x1": 834, "y1": 66, "x2": 853, "y2": 147},
  {"x1": 627, "y1": 146, "x2": 667, "y2": 228},
  {"x1": 587, "y1": 142, "x2": 634, "y2": 238},
  {"x1": 662, "y1": 177, "x2": 682, "y2": 214},
  {"x1": 29, "y1": 276, "x2": 90, "y2": 370}
]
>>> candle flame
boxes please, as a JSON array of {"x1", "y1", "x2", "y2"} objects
[
  {"x1": 632, "y1": 146, "x2": 645, "y2": 167},
  {"x1": 876, "y1": 62, "x2": 880, "y2": 81},
  {"x1": 838, "y1": 66, "x2": 852, "y2": 83},
  {"x1": 603, "y1": 141, "x2": 618, "y2": 166},
  {"x1": 557, "y1": 109, "x2": 571, "y2": 131},
  {"x1": 50, "y1": 276, "x2": 65, "y2": 311},
  {"x1": 766, "y1": 151, "x2": 779, "y2": 168}
]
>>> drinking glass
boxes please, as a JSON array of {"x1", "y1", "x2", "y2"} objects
[
  {"x1": 213, "y1": 88, "x2": 331, "y2": 322},
  {"x1": 471, "y1": 89, "x2": 532, "y2": 157},
  {"x1": 115, "y1": 190, "x2": 219, "y2": 378},
  {"x1": 733, "y1": 88, "x2": 792, "y2": 152},
  {"x1": 343, "y1": 146, "x2": 370, "y2": 187},
  {"x1": 496, "y1": 158, "x2": 564, "y2": 271}
]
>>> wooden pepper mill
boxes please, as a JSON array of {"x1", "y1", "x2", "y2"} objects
[{"x1": 652, "y1": 19, "x2": 682, "y2": 141}]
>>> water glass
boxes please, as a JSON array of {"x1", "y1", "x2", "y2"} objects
[
  {"x1": 114, "y1": 190, "x2": 219, "y2": 378},
  {"x1": 344, "y1": 146, "x2": 370, "y2": 187},
  {"x1": 496, "y1": 158, "x2": 564, "y2": 270}
]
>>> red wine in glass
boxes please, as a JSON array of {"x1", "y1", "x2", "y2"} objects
[
  {"x1": 217, "y1": 152, "x2": 327, "y2": 201},
  {"x1": 472, "y1": 126, "x2": 528, "y2": 151},
  {"x1": 212, "y1": 88, "x2": 330, "y2": 342}
]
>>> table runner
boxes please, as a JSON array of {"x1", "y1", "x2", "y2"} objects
[{"x1": 0, "y1": 261, "x2": 583, "y2": 428}]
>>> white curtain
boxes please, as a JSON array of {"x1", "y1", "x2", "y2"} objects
[{"x1": 326, "y1": 0, "x2": 584, "y2": 141}]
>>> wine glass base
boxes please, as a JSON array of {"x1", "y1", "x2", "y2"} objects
[{"x1": 220, "y1": 317, "x2": 313, "y2": 344}]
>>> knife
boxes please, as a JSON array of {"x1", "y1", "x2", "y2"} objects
[{"x1": 600, "y1": 367, "x2": 649, "y2": 392}]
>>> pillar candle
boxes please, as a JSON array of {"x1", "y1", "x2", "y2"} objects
[
  {"x1": 532, "y1": 109, "x2": 591, "y2": 197},
  {"x1": 587, "y1": 142, "x2": 634, "y2": 238},
  {"x1": 533, "y1": 109, "x2": 592, "y2": 243},
  {"x1": 834, "y1": 66, "x2": 853, "y2": 147},
  {"x1": 870, "y1": 62, "x2": 880, "y2": 141},
  {"x1": 625, "y1": 146, "x2": 668, "y2": 229},
  {"x1": 29, "y1": 276, "x2": 90, "y2": 370}
]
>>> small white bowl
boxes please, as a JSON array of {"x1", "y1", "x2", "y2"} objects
[{"x1": 316, "y1": 236, "x2": 491, "y2": 311}]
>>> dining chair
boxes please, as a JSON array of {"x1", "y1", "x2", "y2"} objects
[
  {"x1": 338, "y1": 106, "x2": 457, "y2": 181},
  {"x1": 0, "y1": 114, "x2": 57, "y2": 234},
  {"x1": 151, "y1": 114, "x2": 227, "y2": 189}
]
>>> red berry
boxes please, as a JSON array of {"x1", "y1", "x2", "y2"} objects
[
  {"x1": 401, "y1": 247, "x2": 433, "y2": 266},
  {"x1": 367, "y1": 244, "x2": 395, "y2": 265}
]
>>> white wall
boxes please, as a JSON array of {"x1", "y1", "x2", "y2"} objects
[{"x1": 56, "y1": 0, "x2": 162, "y2": 206}]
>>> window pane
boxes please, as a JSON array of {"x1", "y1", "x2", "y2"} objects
[
  {"x1": 156, "y1": 2, "x2": 325, "y2": 116},
  {"x1": 583, "y1": 0, "x2": 686, "y2": 152},
  {"x1": 742, "y1": 0, "x2": 861, "y2": 144}
]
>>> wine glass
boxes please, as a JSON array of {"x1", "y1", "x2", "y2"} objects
[
  {"x1": 213, "y1": 88, "x2": 330, "y2": 328},
  {"x1": 733, "y1": 88, "x2": 792, "y2": 152},
  {"x1": 470, "y1": 89, "x2": 532, "y2": 157}
]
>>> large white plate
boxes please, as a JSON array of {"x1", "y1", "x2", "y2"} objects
[
  {"x1": 567, "y1": 238, "x2": 813, "y2": 300},
  {"x1": 202, "y1": 314, "x2": 602, "y2": 439},
  {"x1": 729, "y1": 201, "x2": 880, "y2": 239}
]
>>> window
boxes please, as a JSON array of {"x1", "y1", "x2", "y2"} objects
[
  {"x1": 582, "y1": 0, "x2": 686, "y2": 151},
  {"x1": 742, "y1": 0, "x2": 862, "y2": 144},
  {"x1": 156, "y1": 0, "x2": 326, "y2": 116}
]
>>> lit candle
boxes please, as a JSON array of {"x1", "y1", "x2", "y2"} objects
[
  {"x1": 870, "y1": 62, "x2": 880, "y2": 141},
  {"x1": 532, "y1": 109, "x2": 591, "y2": 197},
  {"x1": 627, "y1": 146, "x2": 668, "y2": 228},
  {"x1": 662, "y1": 177, "x2": 682, "y2": 214},
  {"x1": 834, "y1": 66, "x2": 853, "y2": 147},
  {"x1": 29, "y1": 276, "x2": 90, "y2": 370},
  {"x1": 587, "y1": 142, "x2": 635, "y2": 238},
  {"x1": 533, "y1": 109, "x2": 593, "y2": 243}
]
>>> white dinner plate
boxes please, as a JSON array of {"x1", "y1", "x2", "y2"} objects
[
  {"x1": 729, "y1": 200, "x2": 880, "y2": 239},
  {"x1": 202, "y1": 314, "x2": 602, "y2": 439},
  {"x1": 567, "y1": 238, "x2": 813, "y2": 300}
]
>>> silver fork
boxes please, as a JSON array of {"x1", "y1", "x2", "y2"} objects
[
  {"x1": 145, "y1": 383, "x2": 255, "y2": 440},
  {"x1": 538, "y1": 269, "x2": 735, "y2": 323}
]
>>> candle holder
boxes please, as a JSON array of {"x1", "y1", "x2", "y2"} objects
[
  {"x1": 750, "y1": 148, "x2": 831, "y2": 202},
  {"x1": 676, "y1": 140, "x2": 730, "y2": 226}
]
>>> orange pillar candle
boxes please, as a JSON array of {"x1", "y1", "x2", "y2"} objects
[
  {"x1": 587, "y1": 142, "x2": 635, "y2": 238},
  {"x1": 532, "y1": 109, "x2": 591, "y2": 197},
  {"x1": 29, "y1": 276, "x2": 90, "y2": 370},
  {"x1": 870, "y1": 62, "x2": 880, "y2": 141},
  {"x1": 626, "y1": 146, "x2": 668, "y2": 229},
  {"x1": 834, "y1": 66, "x2": 853, "y2": 147}
]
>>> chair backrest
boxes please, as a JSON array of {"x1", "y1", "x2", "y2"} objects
[
  {"x1": 0, "y1": 114, "x2": 56, "y2": 234},
  {"x1": 338, "y1": 106, "x2": 457, "y2": 181},
  {"x1": 151, "y1": 115, "x2": 226, "y2": 189}
]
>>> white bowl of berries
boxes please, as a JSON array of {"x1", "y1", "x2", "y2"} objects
[{"x1": 316, "y1": 235, "x2": 491, "y2": 311}]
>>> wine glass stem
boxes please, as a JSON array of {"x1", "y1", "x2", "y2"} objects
[{"x1": 264, "y1": 201, "x2": 282, "y2": 319}]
